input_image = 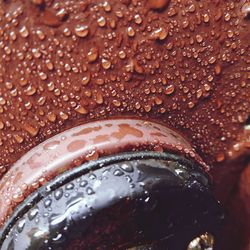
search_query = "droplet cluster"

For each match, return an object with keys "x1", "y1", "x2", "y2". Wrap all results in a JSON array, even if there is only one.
[{"x1": 0, "y1": 0, "x2": 249, "y2": 172}]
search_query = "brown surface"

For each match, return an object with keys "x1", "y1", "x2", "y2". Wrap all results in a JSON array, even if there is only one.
[
  {"x1": 0, "y1": 0, "x2": 249, "y2": 249},
  {"x1": 0, "y1": 0, "x2": 249, "y2": 171}
]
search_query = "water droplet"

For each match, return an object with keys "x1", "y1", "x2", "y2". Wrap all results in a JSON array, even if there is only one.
[
  {"x1": 89, "y1": 173, "x2": 97, "y2": 180},
  {"x1": 75, "y1": 25, "x2": 89, "y2": 38},
  {"x1": 25, "y1": 85, "x2": 37, "y2": 96},
  {"x1": 80, "y1": 180, "x2": 88, "y2": 187},
  {"x1": 127, "y1": 27, "x2": 135, "y2": 37},
  {"x1": 75, "y1": 105, "x2": 88, "y2": 114},
  {"x1": 125, "y1": 175, "x2": 133, "y2": 183},
  {"x1": 86, "y1": 150, "x2": 99, "y2": 161},
  {"x1": 28, "y1": 207, "x2": 39, "y2": 220},
  {"x1": 44, "y1": 198, "x2": 52, "y2": 208},
  {"x1": 12, "y1": 192, "x2": 24, "y2": 203},
  {"x1": 188, "y1": 101, "x2": 195, "y2": 109},
  {"x1": 224, "y1": 13, "x2": 231, "y2": 21},
  {"x1": 14, "y1": 134, "x2": 24, "y2": 144},
  {"x1": 120, "y1": 163, "x2": 134, "y2": 173},
  {"x1": 103, "y1": 1, "x2": 112, "y2": 12},
  {"x1": 82, "y1": 72, "x2": 91, "y2": 85},
  {"x1": 187, "y1": 4, "x2": 196, "y2": 13},
  {"x1": 32, "y1": 48, "x2": 42, "y2": 58},
  {"x1": 86, "y1": 187, "x2": 95, "y2": 195},
  {"x1": 39, "y1": 72, "x2": 48, "y2": 80},
  {"x1": 164, "y1": 85, "x2": 175, "y2": 95},
  {"x1": 54, "y1": 188, "x2": 63, "y2": 200},
  {"x1": 203, "y1": 13, "x2": 210, "y2": 23},
  {"x1": 66, "y1": 183, "x2": 74, "y2": 190},
  {"x1": 19, "y1": 78, "x2": 28, "y2": 86},
  {"x1": 0, "y1": 121, "x2": 4, "y2": 130},
  {"x1": 113, "y1": 169, "x2": 124, "y2": 176},
  {"x1": 56, "y1": 8, "x2": 68, "y2": 21},
  {"x1": 47, "y1": 112, "x2": 57, "y2": 122},
  {"x1": 204, "y1": 84, "x2": 211, "y2": 91},
  {"x1": 134, "y1": 14, "x2": 142, "y2": 24},
  {"x1": 63, "y1": 27, "x2": 71, "y2": 37},
  {"x1": 0, "y1": 97, "x2": 6, "y2": 105},
  {"x1": 196, "y1": 89, "x2": 203, "y2": 99},
  {"x1": 36, "y1": 29, "x2": 46, "y2": 40},
  {"x1": 17, "y1": 219, "x2": 26, "y2": 233},
  {"x1": 196, "y1": 34, "x2": 203, "y2": 43},
  {"x1": 60, "y1": 111, "x2": 69, "y2": 120},
  {"x1": 151, "y1": 27, "x2": 168, "y2": 40},
  {"x1": 24, "y1": 123, "x2": 39, "y2": 136},
  {"x1": 113, "y1": 99, "x2": 121, "y2": 107},
  {"x1": 19, "y1": 26, "x2": 29, "y2": 38},
  {"x1": 208, "y1": 57, "x2": 216, "y2": 64},
  {"x1": 118, "y1": 50, "x2": 126, "y2": 59},
  {"x1": 95, "y1": 92, "x2": 104, "y2": 104},
  {"x1": 102, "y1": 58, "x2": 111, "y2": 69},
  {"x1": 97, "y1": 16, "x2": 106, "y2": 27},
  {"x1": 87, "y1": 47, "x2": 99, "y2": 63},
  {"x1": 38, "y1": 96, "x2": 46, "y2": 106}
]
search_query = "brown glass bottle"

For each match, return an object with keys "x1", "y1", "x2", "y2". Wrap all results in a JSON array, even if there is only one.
[{"x1": 0, "y1": 0, "x2": 249, "y2": 249}]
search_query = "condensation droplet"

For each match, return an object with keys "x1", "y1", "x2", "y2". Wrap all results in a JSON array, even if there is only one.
[
  {"x1": 196, "y1": 34, "x2": 203, "y2": 43},
  {"x1": 82, "y1": 72, "x2": 91, "y2": 85},
  {"x1": 102, "y1": 58, "x2": 111, "y2": 69},
  {"x1": 0, "y1": 121, "x2": 4, "y2": 130},
  {"x1": 47, "y1": 112, "x2": 57, "y2": 122},
  {"x1": 17, "y1": 219, "x2": 26, "y2": 233},
  {"x1": 87, "y1": 47, "x2": 99, "y2": 63},
  {"x1": 113, "y1": 169, "x2": 124, "y2": 176},
  {"x1": 54, "y1": 188, "x2": 63, "y2": 200},
  {"x1": 134, "y1": 14, "x2": 142, "y2": 24},
  {"x1": 86, "y1": 187, "x2": 95, "y2": 195},
  {"x1": 127, "y1": 26, "x2": 135, "y2": 37},
  {"x1": 80, "y1": 180, "x2": 88, "y2": 187},
  {"x1": 75, "y1": 25, "x2": 89, "y2": 38},
  {"x1": 164, "y1": 85, "x2": 175, "y2": 95},
  {"x1": 28, "y1": 208, "x2": 39, "y2": 220},
  {"x1": 24, "y1": 123, "x2": 39, "y2": 136},
  {"x1": 103, "y1": 1, "x2": 112, "y2": 12},
  {"x1": 118, "y1": 50, "x2": 126, "y2": 59},
  {"x1": 75, "y1": 105, "x2": 88, "y2": 114},
  {"x1": 151, "y1": 27, "x2": 168, "y2": 40},
  {"x1": 120, "y1": 163, "x2": 134, "y2": 173},
  {"x1": 97, "y1": 16, "x2": 106, "y2": 27},
  {"x1": 19, "y1": 26, "x2": 29, "y2": 38},
  {"x1": 14, "y1": 134, "x2": 24, "y2": 144}
]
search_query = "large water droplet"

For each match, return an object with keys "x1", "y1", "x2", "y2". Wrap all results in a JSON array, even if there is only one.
[
  {"x1": 75, "y1": 25, "x2": 89, "y2": 38},
  {"x1": 54, "y1": 188, "x2": 63, "y2": 200}
]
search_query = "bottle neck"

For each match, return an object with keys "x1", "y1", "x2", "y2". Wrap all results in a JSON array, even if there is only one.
[
  {"x1": 0, "y1": 151, "x2": 223, "y2": 250},
  {"x1": 0, "y1": 118, "x2": 208, "y2": 228}
]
